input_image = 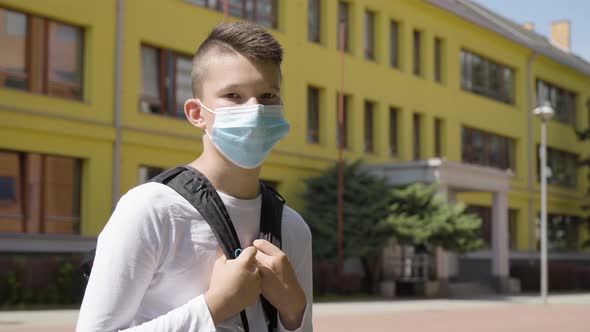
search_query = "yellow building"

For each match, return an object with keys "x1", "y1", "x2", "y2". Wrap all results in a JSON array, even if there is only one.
[{"x1": 0, "y1": 0, "x2": 588, "y2": 293}]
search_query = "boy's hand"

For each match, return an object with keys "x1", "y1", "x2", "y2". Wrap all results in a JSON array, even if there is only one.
[
  {"x1": 204, "y1": 246, "x2": 262, "y2": 325},
  {"x1": 253, "y1": 239, "x2": 306, "y2": 330}
]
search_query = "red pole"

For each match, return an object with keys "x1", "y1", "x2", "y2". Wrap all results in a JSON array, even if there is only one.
[
  {"x1": 337, "y1": 22, "x2": 345, "y2": 273},
  {"x1": 223, "y1": 0, "x2": 229, "y2": 21}
]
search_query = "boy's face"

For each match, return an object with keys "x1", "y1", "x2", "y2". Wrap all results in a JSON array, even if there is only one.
[{"x1": 185, "y1": 52, "x2": 281, "y2": 133}]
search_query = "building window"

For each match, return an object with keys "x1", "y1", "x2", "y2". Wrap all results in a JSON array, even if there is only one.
[
  {"x1": 364, "y1": 10, "x2": 375, "y2": 60},
  {"x1": 434, "y1": 117, "x2": 443, "y2": 157},
  {"x1": 308, "y1": 0, "x2": 321, "y2": 43},
  {"x1": 467, "y1": 205, "x2": 518, "y2": 249},
  {"x1": 253, "y1": 0, "x2": 279, "y2": 29},
  {"x1": 413, "y1": 29, "x2": 422, "y2": 76},
  {"x1": 138, "y1": 166, "x2": 164, "y2": 184},
  {"x1": 546, "y1": 214, "x2": 580, "y2": 251},
  {"x1": 0, "y1": 150, "x2": 82, "y2": 234},
  {"x1": 461, "y1": 127, "x2": 515, "y2": 171},
  {"x1": 336, "y1": 93, "x2": 350, "y2": 149},
  {"x1": 0, "y1": 151, "x2": 23, "y2": 233},
  {"x1": 460, "y1": 49, "x2": 514, "y2": 104},
  {"x1": 307, "y1": 86, "x2": 320, "y2": 144},
  {"x1": 337, "y1": 1, "x2": 350, "y2": 52},
  {"x1": 508, "y1": 209, "x2": 518, "y2": 250},
  {"x1": 364, "y1": 100, "x2": 375, "y2": 153},
  {"x1": 537, "y1": 146, "x2": 577, "y2": 188},
  {"x1": 536, "y1": 79, "x2": 577, "y2": 126},
  {"x1": 0, "y1": 9, "x2": 27, "y2": 90},
  {"x1": 434, "y1": 37, "x2": 443, "y2": 83},
  {"x1": 389, "y1": 20, "x2": 399, "y2": 68},
  {"x1": 0, "y1": 8, "x2": 84, "y2": 100},
  {"x1": 389, "y1": 107, "x2": 399, "y2": 156},
  {"x1": 47, "y1": 21, "x2": 84, "y2": 99},
  {"x1": 140, "y1": 45, "x2": 192, "y2": 118},
  {"x1": 187, "y1": 0, "x2": 278, "y2": 28},
  {"x1": 413, "y1": 113, "x2": 422, "y2": 160},
  {"x1": 0, "y1": 176, "x2": 16, "y2": 201},
  {"x1": 43, "y1": 156, "x2": 82, "y2": 235}
]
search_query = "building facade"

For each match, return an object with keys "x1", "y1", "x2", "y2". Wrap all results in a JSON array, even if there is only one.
[{"x1": 1, "y1": 0, "x2": 589, "y2": 292}]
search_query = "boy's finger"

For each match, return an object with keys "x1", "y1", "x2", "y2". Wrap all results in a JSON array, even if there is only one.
[
  {"x1": 213, "y1": 253, "x2": 227, "y2": 267},
  {"x1": 253, "y1": 239, "x2": 282, "y2": 256},
  {"x1": 236, "y1": 246, "x2": 258, "y2": 263},
  {"x1": 255, "y1": 250, "x2": 273, "y2": 267}
]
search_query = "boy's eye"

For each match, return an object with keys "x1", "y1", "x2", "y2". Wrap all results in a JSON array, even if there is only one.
[
  {"x1": 224, "y1": 93, "x2": 241, "y2": 99},
  {"x1": 261, "y1": 93, "x2": 278, "y2": 100}
]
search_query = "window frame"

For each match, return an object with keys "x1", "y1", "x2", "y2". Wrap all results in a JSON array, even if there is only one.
[
  {"x1": 460, "y1": 49, "x2": 515, "y2": 105},
  {"x1": 537, "y1": 145, "x2": 578, "y2": 188},
  {"x1": 536, "y1": 78, "x2": 577, "y2": 126},
  {"x1": 336, "y1": 93, "x2": 350, "y2": 149},
  {"x1": 306, "y1": 86, "x2": 320, "y2": 144},
  {"x1": 389, "y1": 107, "x2": 399, "y2": 157},
  {"x1": 0, "y1": 8, "x2": 30, "y2": 91},
  {"x1": 413, "y1": 113, "x2": 422, "y2": 160},
  {"x1": 434, "y1": 117, "x2": 443, "y2": 157},
  {"x1": 0, "y1": 7, "x2": 85, "y2": 101},
  {"x1": 308, "y1": 0, "x2": 321, "y2": 43},
  {"x1": 434, "y1": 36, "x2": 443, "y2": 83},
  {"x1": 337, "y1": 1, "x2": 350, "y2": 53},
  {"x1": 363, "y1": 10, "x2": 375, "y2": 61},
  {"x1": 462, "y1": 126, "x2": 516, "y2": 171},
  {"x1": 412, "y1": 29, "x2": 422, "y2": 76},
  {"x1": 139, "y1": 44, "x2": 193, "y2": 119},
  {"x1": 138, "y1": 165, "x2": 165, "y2": 184},
  {"x1": 389, "y1": 20, "x2": 400, "y2": 69},
  {"x1": 44, "y1": 18, "x2": 85, "y2": 100},
  {"x1": 364, "y1": 100, "x2": 375, "y2": 153},
  {"x1": 188, "y1": 0, "x2": 278, "y2": 29}
]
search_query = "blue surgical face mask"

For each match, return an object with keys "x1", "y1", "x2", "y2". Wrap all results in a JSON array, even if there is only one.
[{"x1": 199, "y1": 100, "x2": 290, "y2": 169}]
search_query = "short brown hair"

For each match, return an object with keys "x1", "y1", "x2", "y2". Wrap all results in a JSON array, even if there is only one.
[{"x1": 191, "y1": 22, "x2": 283, "y2": 98}]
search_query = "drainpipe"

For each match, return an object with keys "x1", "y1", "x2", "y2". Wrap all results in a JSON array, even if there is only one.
[
  {"x1": 526, "y1": 51, "x2": 538, "y2": 257},
  {"x1": 112, "y1": 0, "x2": 123, "y2": 208}
]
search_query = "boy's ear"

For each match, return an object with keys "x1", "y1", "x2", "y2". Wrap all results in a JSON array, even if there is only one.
[{"x1": 184, "y1": 98, "x2": 206, "y2": 129}]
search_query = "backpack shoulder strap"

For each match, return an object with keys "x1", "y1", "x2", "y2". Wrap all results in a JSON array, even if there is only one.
[
  {"x1": 259, "y1": 182, "x2": 284, "y2": 252},
  {"x1": 259, "y1": 182, "x2": 285, "y2": 331},
  {"x1": 153, "y1": 166, "x2": 243, "y2": 260}
]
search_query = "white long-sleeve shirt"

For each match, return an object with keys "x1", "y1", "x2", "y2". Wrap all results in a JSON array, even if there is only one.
[{"x1": 76, "y1": 182, "x2": 313, "y2": 332}]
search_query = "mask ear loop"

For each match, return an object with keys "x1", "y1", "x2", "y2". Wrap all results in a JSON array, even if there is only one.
[
  {"x1": 197, "y1": 99, "x2": 215, "y2": 114},
  {"x1": 197, "y1": 99, "x2": 215, "y2": 139}
]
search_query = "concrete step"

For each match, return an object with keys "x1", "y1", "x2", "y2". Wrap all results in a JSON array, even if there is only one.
[{"x1": 448, "y1": 282, "x2": 496, "y2": 298}]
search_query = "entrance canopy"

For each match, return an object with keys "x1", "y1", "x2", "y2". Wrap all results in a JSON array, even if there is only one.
[{"x1": 366, "y1": 158, "x2": 513, "y2": 292}]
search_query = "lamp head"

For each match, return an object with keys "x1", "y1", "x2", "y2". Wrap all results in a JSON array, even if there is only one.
[{"x1": 533, "y1": 101, "x2": 554, "y2": 121}]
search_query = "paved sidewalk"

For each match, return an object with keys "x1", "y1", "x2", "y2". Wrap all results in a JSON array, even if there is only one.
[
  {"x1": 314, "y1": 294, "x2": 590, "y2": 332},
  {"x1": 314, "y1": 292, "x2": 590, "y2": 316},
  {"x1": 1, "y1": 293, "x2": 589, "y2": 331}
]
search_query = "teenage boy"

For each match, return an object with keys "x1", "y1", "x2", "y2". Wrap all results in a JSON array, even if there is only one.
[{"x1": 76, "y1": 22, "x2": 312, "y2": 332}]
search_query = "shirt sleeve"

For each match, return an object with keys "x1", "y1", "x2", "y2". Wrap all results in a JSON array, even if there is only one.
[
  {"x1": 277, "y1": 210, "x2": 314, "y2": 332},
  {"x1": 75, "y1": 187, "x2": 216, "y2": 332}
]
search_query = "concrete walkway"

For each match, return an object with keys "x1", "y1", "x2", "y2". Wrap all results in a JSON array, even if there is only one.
[
  {"x1": 314, "y1": 292, "x2": 590, "y2": 316},
  {"x1": 0, "y1": 293, "x2": 589, "y2": 331}
]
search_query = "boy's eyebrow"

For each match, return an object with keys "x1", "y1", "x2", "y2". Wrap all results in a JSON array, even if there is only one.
[{"x1": 219, "y1": 83, "x2": 280, "y2": 91}]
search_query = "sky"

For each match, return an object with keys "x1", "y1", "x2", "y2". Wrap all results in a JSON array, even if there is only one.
[{"x1": 473, "y1": 0, "x2": 590, "y2": 62}]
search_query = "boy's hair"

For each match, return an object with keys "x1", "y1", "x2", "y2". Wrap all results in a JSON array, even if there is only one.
[{"x1": 191, "y1": 22, "x2": 283, "y2": 98}]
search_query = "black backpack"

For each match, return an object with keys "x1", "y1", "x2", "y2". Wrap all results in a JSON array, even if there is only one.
[{"x1": 81, "y1": 165, "x2": 284, "y2": 332}]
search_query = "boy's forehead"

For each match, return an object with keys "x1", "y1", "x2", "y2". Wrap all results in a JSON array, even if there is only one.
[{"x1": 200, "y1": 52, "x2": 280, "y2": 90}]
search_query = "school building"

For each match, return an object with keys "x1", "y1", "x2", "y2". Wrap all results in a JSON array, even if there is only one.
[{"x1": 0, "y1": 0, "x2": 589, "y2": 296}]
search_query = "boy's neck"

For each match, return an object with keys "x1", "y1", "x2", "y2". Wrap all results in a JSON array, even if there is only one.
[{"x1": 188, "y1": 152, "x2": 261, "y2": 200}]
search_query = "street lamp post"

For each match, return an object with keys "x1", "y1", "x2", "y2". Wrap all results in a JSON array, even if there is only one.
[{"x1": 533, "y1": 101, "x2": 554, "y2": 304}]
